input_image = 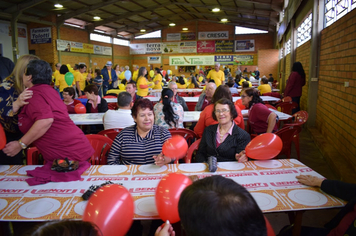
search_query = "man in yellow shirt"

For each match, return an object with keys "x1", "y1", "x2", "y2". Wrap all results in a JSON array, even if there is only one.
[
  {"x1": 53, "y1": 63, "x2": 61, "y2": 81},
  {"x1": 206, "y1": 62, "x2": 225, "y2": 87},
  {"x1": 132, "y1": 65, "x2": 139, "y2": 82}
]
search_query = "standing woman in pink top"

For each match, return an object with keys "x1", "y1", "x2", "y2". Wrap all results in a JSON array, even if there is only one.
[{"x1": 284, "y1": 62, "x2": 306, "y2": 113}]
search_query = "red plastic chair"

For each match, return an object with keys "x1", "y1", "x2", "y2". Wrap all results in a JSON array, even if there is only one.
[
  {"x1": 107, "y1": 103, "x2": 118, "y2": 110},
  {"x1": 265, "y1": 217, "x2": 276, "y2": 236},
  {"x1": 97, "y1": 128, "x2": 122, "y2": 141},
  {"x1": 103, "y1": 95, "x2": 117, "y2": 98},
  {"x1": 168, "y1": 128, "x2": 199, "y2": 146},
  {"x1": 263, "y1": 92, "x2": 282, "y2": 99},
  {"x1": 275, "y1": 126, "x2": 302, "y2": 159},
  {"x1": 182, "y1": 139, "x2": 201, "y2": 163},
  {"x1": 86, "y1": 134, "x2": 113, "y2": 165},
  {"x1": 282, "y1": 96, "x2": 292, "y2": 102},
  {"x1": 27, "y1": 147, "x2": 46, "y2": 165},
  {"x1": 186, "y1": 102, "x2": 197, "y2": 111},
  {"x1": 283, "y1": 111, "x2": 309, "y2": 160},
  {"x1": 275, "y1": 101, "x2": 298, "y2": 115},
  {"x1": 78, "y1": 95, "x2": 87, "y2": 99},
  {"x1": 265, "y1": 104, "x2": 277, "y2": 110}
]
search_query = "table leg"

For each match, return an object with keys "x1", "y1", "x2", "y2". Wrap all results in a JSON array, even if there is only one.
[{"x1": 292, "y1": 211, "x2": 305, "y2": 236}]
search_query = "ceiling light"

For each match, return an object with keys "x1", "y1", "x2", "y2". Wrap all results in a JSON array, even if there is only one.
[
  {"x1": 54, "y1": 3, "x2": 63, "y2": 8},
  {"x1": 182, "y1": 28, "x2": 188, "y2": 31},
  {"x1": 169, "y1": 23, "x2": 176, "y2": 26},
  {"x1": 140, "y1": 29, "x2": 146, "y2": 32},
  {"x1": 93, "y1": 16, "x2": 101, "y2": 20},
  {"x1": 212, "y1": 8, "x2": 220, "y2": 12},
  {"x1": 221, "y1": 18, "x2": 228, "y2": 22}
]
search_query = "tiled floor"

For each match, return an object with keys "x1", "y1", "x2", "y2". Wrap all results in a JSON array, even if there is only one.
[{"x1": 265, "y1": 128, "x2": 340, "y2": 234}]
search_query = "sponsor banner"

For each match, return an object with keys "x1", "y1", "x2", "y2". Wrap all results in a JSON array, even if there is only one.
[
  {"x1": 148, "y1": 56, "x2": 161, "y2": 64},
  {"x1": 169, "y1": 56, "x2": 214, "y2": 66},
  {"x1": 162, "y1": 42, "x2": 180, "y2": 54},
  {"x1": 197, "y1": 41, "x2": 215, "y2": 53},
  {"x1": 130, "y1": 43, "x2": 146, "y2": 54},
  {"x1": 235, "y1": 39, "x2": 255, "y2": 52},
  {"x1": 178, "y1": 41, "x2": 197, "y2": 53},
  {"x1": 56, "y1": 40, "x2": 94, "y2": 53},
  {"x1": 215, "y1": 40, "x2": 234, "y2": 53},
  {"x1": 94, "y1": 45, "x2": 112, "y2": 55},
  {"x1": 167, "y1": 33, "x2": 181, "y2": 41},
  {"x1": 181, "y1": 32, "x2": 196, "y2": 40},
  {"x1": 198, "y1": 31, "x2": 229, "y2": 40},
  {"x1": 30, "y1": 27, "x2": 51, "y2": 44},
  {"x1": 215, "y1": 55, "x2": 254, "y2": 65},
  {"x1": 146, "y1": 43, "x2": 162, "y2": 54}
]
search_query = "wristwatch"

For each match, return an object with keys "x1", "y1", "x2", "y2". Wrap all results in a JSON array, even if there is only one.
[{"x1": 18, "y1": 139, "x2": 27, "y2": 149}]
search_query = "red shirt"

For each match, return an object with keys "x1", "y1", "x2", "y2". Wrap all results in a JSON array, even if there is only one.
[
  {"x1": 248, "y1": 103, "x2": 277, "y2": 134},
  {"x1": 19, "y1": 84, "x2": 94, "y2": 162},
  {"x1": 65, "y1": 99, "x2": 82, "y2": 114},
  {"x1": 284, "y1": 71, "x2": 306, "y2": 97}
]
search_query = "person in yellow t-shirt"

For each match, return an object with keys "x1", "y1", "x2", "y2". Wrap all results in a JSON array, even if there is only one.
[
  {"x1": 132, "y1": 65, "x2": 139, "y2": 82},
  {"x1": 206, "y1": 62, "x2": 225, "y2": 87},
  {"x1": 74, "y1": 64, "x2": 86, "y2": 96},
  {"x1": 137, "y1": 67, "x2": 154, "y2": 97},
  {"x1": 53, "y1": 63, "x2": 61, "y2": 83},
  {"x1": 177, "y1": 76, "x2": 187, "y2": 89},
  {"x1": 153, "y1": 68, "x2": 163, "y2": 90},
  {"x1": 257, "y1": 77, "x2": 272, "y2": 95},
  {"x1": 119, "y1": 66, "x2": 126, "y2": 80},
  {"x1": 187, "y1": 76, "x2": 200, "y2": 89},
  {"x1": 55, "y1": 65, "x2": 75, "y2": 98}
]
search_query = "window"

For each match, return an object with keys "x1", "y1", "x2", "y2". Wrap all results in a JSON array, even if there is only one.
[
  {"x1": 325, "y1": 0, "x2": 356, "y2": 27},
  {"x1": 113, "y1": 38, "x2": 130, "y2": 46},
  {"x1": 135, "y1": 30, "x2": 161, "y2": 39},
  {"x1": 297, "y1": 13, "x2": 312, "y2": 47},
  {"x1": 285, "y1": 39, "x2": 291, "y2": 55},
  {"x1": 235, "y1": 26, "x2": 268, "y2": 34},
  {"x1": 90, "y1": 33, "x2": 112, "y2": 44},
  {"x1": 280, "y1": 47, "x2": 284, "y2": 59}
]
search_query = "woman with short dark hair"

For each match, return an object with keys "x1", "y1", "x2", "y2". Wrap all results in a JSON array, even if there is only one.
[
  {"x1": 62, "y1": 87, "x2": 82, "y2": 114},
  {"x1": 84, "y1": 84, "x2": 108, "y2": 113},
  {"x1": 55, "y1": 65, "x2": 73, "y2": 98},
  {"x1": 195, "y1": 98, "x2": 250, "y2": 163}
]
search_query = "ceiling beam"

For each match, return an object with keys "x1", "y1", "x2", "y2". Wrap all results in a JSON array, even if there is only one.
[
  {"x1": 1, "y1": 12, "x2": 55, "y2": 26},
  {"x1": 233, "y1": 0, "x2": 282, "y2": 12},
  {"x1": 5, "y1": 0, "x2": 47, "y2": 13}
]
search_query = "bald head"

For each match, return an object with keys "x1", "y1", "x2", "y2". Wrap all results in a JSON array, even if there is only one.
[{"x1": 205, "y1": 82, "x2": 217, "y2": 99}]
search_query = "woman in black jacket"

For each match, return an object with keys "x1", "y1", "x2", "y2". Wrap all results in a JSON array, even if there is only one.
[{"x1": 84, "y1": 84, "x2": 108, "y2": 113}]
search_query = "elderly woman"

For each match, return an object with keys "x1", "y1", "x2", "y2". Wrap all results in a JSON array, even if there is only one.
[
  {"x1": 195, "y1": 98, "x2": 250, "y2": 163},
  {"x1": 154, "y1": 88, "x2": 184, "y2": 129},
  {"x1": 84, "y1": 84, "x2": 108, "y2": 113},
  {"x1": 0, "y1": 54, "x2": 38, "y2": 165},
  {"x1": 168, "y1": 82, "x2": 188, "y2": 111},
  {"x1": 107, "y1": 98, "x2": 174, "y2": 166},
  {"x1": 62, "y1": 87, "x2": 82, "y2": 114},
  {"x1": 194, "y1": 85, "x2": 244, "y2": 138},
  {"x1": 241, "y1": 88, "x2": 278, "y2": 134},
  {"x1": 3, "y1": 59, "x2": 94, "y2": 184}
]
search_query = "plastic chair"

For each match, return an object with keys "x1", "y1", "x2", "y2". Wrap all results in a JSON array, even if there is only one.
[
  {"x1": 169, "y1": 128, "x2": 199, "y2": 146},
  {"x1": 282, "y1": 96, "x2": 292, "y2": 102},
  {"x1": 103, "y1": 95, "x2": 117, "y2": 99},
  {"x1": 265, "y1": 216, "x2": 276, "y2": 236},
  {"x1": 107, "y1": 103, "x2": 118, "y2": 110},
  {"x1": 283, "y1": 111, "x2": 309, "y2": 160},
  {"x1": 182, "y1": 139, "x2": 201, "y2": 164},
  {"x1": 97, "y1": 128, "x2": 122, "y2": 141},
  {"x1": 265, "y1": 104, "x2": 277, "y2": 110},
  {"x1": 275, "y1": 126, "x2": 302, "y2": 159},
  {"x1": 86, "y1": 134, "x2": 113, "y2": 165},
  {"x1": 186, "y1": 102, "x2": 197, "y2": 111},
  {"x1": 263, "y1": 92, "x2": 282, "y2": 99},
  {"x1": 275, "y1": 101, "x2": 298, "y2": 115},
  {"x1": 78, "y1": 95, "x2": 87, "y2": 99},
  {"x1": 27, "y1": 147, "x2": 46, "y2": 165}
]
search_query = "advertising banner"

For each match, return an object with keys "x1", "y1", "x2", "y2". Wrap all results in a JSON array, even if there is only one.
[
  {"x1": 235, "y1": 39, "x2": 255, "y2": 52},
  {"x1": 197, "y1": 41, "x2": 215, "y2": 53},
  {"x1": 56, "y1": 40, "x2": 94, "y2": 53},
  {"x1": 198, "y1": 31, "x2": 229, "y2": 40},
  {"x1": 162, "y1": 42, "x2": 180, "y2": 54},
  {"x1": 148, "y1": 56, "x2": 161, "y2": 64},
  {"x1": 146, "y1": 43, "x2": 162, "y2": 54},
  {"x1": 30, "y1": 27, "x2": 51, "y2": 44},
  {"x1": 181, "y1": 32, "x2": 196, "y2": 40},
  {"x1": 130, "y1": 44, "x2": 146, "y2": 54},
  {"x1": 94, "y1": 45, "x2": 112, "y2": 55},
  {"x1": 169, "y1": 56, "x2": 214, "y2": 66},
  {"x1": 215, "y1": 40, "x2": 234, "y2": 53},
  {"x1": 215, "y1": 55, "x2": 254, "y2": 65},
  {"x1": 178, "y1": 41, "x2": 197, "y2": 53},
  {"x1": 167, "y1": 33, "x2": 181, "y2": 41}
]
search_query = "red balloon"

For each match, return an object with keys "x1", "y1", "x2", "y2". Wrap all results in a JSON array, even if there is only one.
[
  {"x1": 74, "y1": 103, "x2": 86, "y2": 114},
  {"x1": 235, "y1": 99, "x2": 246, "y2": 110},
  {"x1": 83, "y1": 184, "x2": 134, "y2": 236},
  {"x1": 155, "y1": 173, "x2": 192, "y2": 223},
  {"x1": 245, "y1": 133, "x2": 282, "y2": 160},
  {"x1": 162, "y1": 135, "x2": 188, "y2": 159},
  {"x1": 0, "y1": 124, "x2": 6, "y2": 150}
]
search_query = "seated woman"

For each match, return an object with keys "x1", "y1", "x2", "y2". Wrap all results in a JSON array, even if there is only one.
[
  {"x1": 3, "y1": 59, "x2": 94, "y2": 185},
  {"x1": 107, "y1": 98, "x2": 174, "y2": 165},
  {"x1": 257, "y1": 77, "x2": 272, "y2": 95},
  {"x1": 241, "y1": 88, "x2": 278, "y2": 134},
  {"x1": 187, "y1": 76, "x2": 199, "y2": 89},
  {"x1": 195, "y1": 98, "x2": 250, "y2": 163},
  {"x1": 154, "y1": 88, "x2": 184, "y2": 129},
  {"x1": 62, "y1": 87, "x2": 82, "y2": 114},
  {"x1": 194, "y1": 85, "x2": 244, "y2": 138},
  {"x1": 227, "y1": 77, "x2": 238, "y2": 94},
  {"x1": 177, "y1": 76, "x2": 187, "y2": 89},
  {"x1": 84, "y1": 84, "x2": 108, "y2": 113}
]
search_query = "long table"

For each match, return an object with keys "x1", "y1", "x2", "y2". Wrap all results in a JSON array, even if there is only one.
[
  {"x1": 105, "y1": 96, "x2": 280, "y2": 103},
  {"x1": 0, "y1": 160, "x2": 345, "y2": 222}
]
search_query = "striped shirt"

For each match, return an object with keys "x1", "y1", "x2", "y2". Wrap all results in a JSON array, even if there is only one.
[{"x1": 107, "y1": 124, "x2": 171, "y2": 165}]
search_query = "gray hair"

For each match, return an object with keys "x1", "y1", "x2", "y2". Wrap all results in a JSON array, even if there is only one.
[{"x1": 168, "y1": 82, "x2": 177, "y2": 88}]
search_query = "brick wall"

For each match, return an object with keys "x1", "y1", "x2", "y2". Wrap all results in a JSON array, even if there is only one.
[
  {"x1": 258, "y1": 49, "x2": 279, "y2": 79},
  {"x1": 317, "y1": 9, "x2": 356, "y2": 170},
  {"x1": 295, "y1": 41, "x2": 311, "y2": 110}
]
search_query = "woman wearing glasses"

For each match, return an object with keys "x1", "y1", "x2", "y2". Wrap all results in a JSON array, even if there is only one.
[{"x1": 195, "y1": 98, "x2": 250, "y2": 163}]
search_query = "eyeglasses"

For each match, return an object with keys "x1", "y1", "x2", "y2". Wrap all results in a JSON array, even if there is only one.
[
  {"x1": 215, "y1": 109, "x2": 230, "y2": 114},
  {"x1": 240, "y1": 95, "x2": 248, "y2": 98}
]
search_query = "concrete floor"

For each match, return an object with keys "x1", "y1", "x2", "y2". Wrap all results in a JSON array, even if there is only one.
[{"x1": 265, "y1": 128, "x2": 340, "y2": 235}]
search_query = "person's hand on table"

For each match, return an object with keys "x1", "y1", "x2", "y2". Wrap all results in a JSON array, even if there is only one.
[
  {"x1": 235, "y1": 150, "x2": 248, "y2": 163},
  {"x1": 3, "y1": 141, "x2": 22, "y2": 157},
  {"x1": 153, "y1": 153, "x2": 172, "y2": 167},
  {"x1": 155, "y1": 220, "x2": 175, "y2": 236},
  {"x1": 296, "y1": 175, "x2": 324, "y2": 187}
]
